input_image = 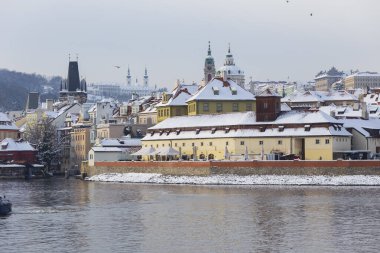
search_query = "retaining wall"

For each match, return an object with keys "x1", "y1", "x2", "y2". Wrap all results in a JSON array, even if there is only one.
[{"x1": 83, "y1": 160, "x2": 380, "y2": 177}]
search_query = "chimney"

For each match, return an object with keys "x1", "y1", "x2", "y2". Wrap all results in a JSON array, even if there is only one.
[
  {"x1": 46, "y1": 99, "x2": 54, "y2": 111},
  {"x1": 361, "y1": 102, "x2": 369, "y2": 120}
]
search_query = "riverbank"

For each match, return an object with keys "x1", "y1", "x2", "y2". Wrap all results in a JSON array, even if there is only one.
[
  {"x1": 87, "y1": 173, "x2": 380, "y2": 186},
  {"x1": 82, "y1": 160, "x2": 380, "y2": 178}
]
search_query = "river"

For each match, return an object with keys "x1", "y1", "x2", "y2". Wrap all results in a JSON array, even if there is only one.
[{"x1": 0, "y1": 178, "x2": 379, "y2": 252}]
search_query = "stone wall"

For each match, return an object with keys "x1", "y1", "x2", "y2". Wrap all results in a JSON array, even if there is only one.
[{"x1": 83, "y1": 160, "x2": 380, "y2": 177}]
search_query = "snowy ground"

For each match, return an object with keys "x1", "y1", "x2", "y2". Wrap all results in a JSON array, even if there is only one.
[{"x1": 87, "y1": 173, "x2": 380, "y2": 186}]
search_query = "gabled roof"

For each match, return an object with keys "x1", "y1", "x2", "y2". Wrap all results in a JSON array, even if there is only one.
[
  {"x1": 0, "y1": 138, "x2": 35, "y2": 151},
  {"x1": 187, "y1": 78, "x2": 255, "y2": 102},
  {"x1": 156, "y1": 83, "x2": 199, "y2": 107}
]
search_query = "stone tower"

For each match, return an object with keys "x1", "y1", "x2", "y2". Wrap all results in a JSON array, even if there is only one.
[
  {"x1": 204, "y1": 41, "x2": 216, "y2": 84},
  {"x1": 143, "y1": 67, "x2": 149, "y2": 87}
]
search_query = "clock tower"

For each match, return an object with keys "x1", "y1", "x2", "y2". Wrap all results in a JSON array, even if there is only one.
[{"x1": 204, "y1": 41, "x2": 215, "y2": 85}]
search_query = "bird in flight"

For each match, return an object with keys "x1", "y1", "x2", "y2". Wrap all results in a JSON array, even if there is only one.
[
  {"x1": 114, "y1": 66, "x2": 121, "y2": 69},
  {"x1": 310, "y1": 13, "x2": 313, "y2": 16}
]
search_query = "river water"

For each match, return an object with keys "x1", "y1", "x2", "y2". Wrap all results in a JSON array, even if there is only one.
[{"x1": 0, "y1": 178, "x2": 379, "y2": 253}]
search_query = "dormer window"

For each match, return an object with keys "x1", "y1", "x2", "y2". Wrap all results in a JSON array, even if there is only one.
[
  {"x1": 225, "y1": 127, "x2": 230, "y2": 133},
  {"x1": 304, "y1": 125, "x2": 311, "y2": 131},
  {"x1": 176, "y1": 129, "x2": 181, "y2": 135},
  {"x1": 150, "y1": 131, "x2": 155, "y2": 136},
  {"x1": 259, "y1": 126, "x2": 266, "y2": 132},
  {"x1": 230, "y1": 87, "x2": 237, "y2": 95},
  {"x1": 211, "y1": 128, "x2": 216, "y2": 134},
  {"x1": 278, "y1": 126, "x2": 284, "y2": 132},
  {"x1": 196, "y1": 128, "x2": 200, "y2": 135},
  {"x1": 166, "y1": 130, "x2": 170, "y2": 136},
  {"x1": 212, "y1": 86, "x2": 219, "y2": 95},
  {"x1": 159, "y1": 130, "x2": 164, "y2": 136}
]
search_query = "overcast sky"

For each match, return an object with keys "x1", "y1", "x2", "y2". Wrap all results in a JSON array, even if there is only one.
[{"x1": 0, "y1": 0, "x2": 379, "y2": 88}]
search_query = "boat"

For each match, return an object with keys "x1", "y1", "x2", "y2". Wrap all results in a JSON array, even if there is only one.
[{"x1": 0, "y1": 196, "x2": 12, "y2": 215}]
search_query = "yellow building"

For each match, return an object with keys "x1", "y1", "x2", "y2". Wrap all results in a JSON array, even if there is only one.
[
  {"x1": 156, "y1": 83, "x2": 199, "y2": 122},
  {"x1": 141, "y1": 110, "x2": 351, "y2": 161},
  {"x1": 187, "y1": 77, "x2": 256, "y2": 116},
  {"x1": 70, "y1": 124, "x2": 92, "y2": 169}
]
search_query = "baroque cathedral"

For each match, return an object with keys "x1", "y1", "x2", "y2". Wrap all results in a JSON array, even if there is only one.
[{"x1": 203, "y1": 42, "x2": 245, "y2": 87}]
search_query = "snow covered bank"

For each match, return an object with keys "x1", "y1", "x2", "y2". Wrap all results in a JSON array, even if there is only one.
[{"x1": 87, "y1": 173, "x2": 380, "y2": 186}]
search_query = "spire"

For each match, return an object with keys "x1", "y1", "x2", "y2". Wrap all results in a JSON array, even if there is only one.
[
  {"x1": 224, "y1": 43, "x2": 235, "y2": 66},
  {"x1": 144, "y1": 66, "x2": 148, "y2": 77},
  {"x1": 143, "y1": 67, "x2": 149, "y2": 87},
  {"x1": 207, "y1": 41, "x2": 211, "y2": 56},
  {"x1": 60, "y1": 80, "x2": 63, "y2": 91},
  {"x1": 228, "y1": 43, "x2": 231, "y2": 54},
  {"x1": 127, "y1": 65, "x2": 131, "y2": 77}
]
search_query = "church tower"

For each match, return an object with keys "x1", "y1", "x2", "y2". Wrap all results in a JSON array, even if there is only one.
[
  {"x1": 224, "y1": 43, "x2": 235, "y2": 66},
  {"x1": 127, "y1": 66, "x2": 132, "y2": 86},
  {"x1": 204, "y1": 41, "x2": 216, "y2": 84},
  {"x1": 143, "y1": 67, "x2": 149, "y2": 87},
  {"x1": 59, "y1": 57, "x2": 87, "y2": 104}
]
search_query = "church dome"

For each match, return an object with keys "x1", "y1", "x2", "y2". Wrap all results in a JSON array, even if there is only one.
[{"x1": 217, "y1": 65, "x2": 244, "y2": 76}]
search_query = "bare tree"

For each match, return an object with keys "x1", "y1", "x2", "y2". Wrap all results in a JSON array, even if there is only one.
[{"x1": 24, "y1": 117, "x2": 63, "y2": 173}]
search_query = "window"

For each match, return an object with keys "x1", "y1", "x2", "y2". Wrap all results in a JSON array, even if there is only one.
[
  {"x1": 226, "y1": 141, "x2": 229, "y2": 146},
  {"x1": 233, "y1": 103, "x2": 239, "y2": 112},
  {"x1": 175, "y1": 143, "x2": 177, "y2": 147},
  {"x1": 211, "y1": 128, "x2": 216, "y2": 134},
  {"x1": 196, "y1": 128, "x2": 200, "y2": 135},
  {"x1": 209, "y1": 142, "x2": 213, "y2": 146},
  {"x1": 263, "y1": 102, "x2": 268, "y2": 109},
  {"x1": 278, "y1": 126, "x2": 284, "y2": 132},
  {"x1": 246, "y1": 103, "x2": 252, "y2": 111},
  {"x1": 316, "y1": 139, "x2": 320, "y2": 144},
  {"x1": 216, "y1": 103, "x2": 223, "y2": 113},
  {"x1": 176, "y1": 129, "x2": 181, "y2": 135},
  {"x1": 182, "y1": 143, "x2": 185, "y2": 147},
  {"x1": 225, "y1": 127, "x2": 230, "y2": 133},
  {"x1": 325, "y1": 139, "x2": 330, "y2": 144},
  {"x1": 305, "y1": 125, "x2": 311, "y2": 131},
  {"x1": 278, "y1": 140, "x2": 282, "y2": 145},
  {"x1": 192, "y1": 143, "x2": 195, "y2": 146},
  {"x1": 203, "y1": 103, "x2": 209, "y2": 112},
  {"x1": 259, "y1": 126, "x2": 266, "y2": 132},
  {"x1": 201, "y1": 142, "x2": 204, "y2": 146},
  {"x1": 240, "y1": 141, "x2": 245, "y2": 145}
]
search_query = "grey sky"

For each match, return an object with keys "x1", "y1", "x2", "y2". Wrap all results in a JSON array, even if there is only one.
[{"x1": 0, "y1": 0, "x2": 379, "y2": 88}]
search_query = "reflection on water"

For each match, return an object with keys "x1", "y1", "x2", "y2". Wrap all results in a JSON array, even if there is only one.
[{"x1": 0, "y1": 179, "x2": 379, "y2": 252}]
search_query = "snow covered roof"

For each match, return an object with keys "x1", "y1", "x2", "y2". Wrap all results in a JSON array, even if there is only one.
[
  {"x1": 100, "y1": 138, "x2": 142, "y2": 147},
  {"x1": 282, "y1": 90, "x2": 357, "y2": 104},
  {"x1": 340, "y1": 119, "x2": 380, "y2": 137},
  {"x1": 187, "y1": 78, "x2": 255, "y2": 102},
  {"x1": 149, "y1": 110, "x2": 340, "y2": 131},
  {"x1": 217, "y1": 65, "x2": 244, "y2": 76},
  {"x1": 346, "y1": 72, "x2": 380, "y2": 78},
  {"x1": 0, "y1": 113, "x2": 19, "y2": 131},
  {"x1": 143, "y1": 125, "x2": 351, "y2": 141},
  {"x1": 157, "y1": 83, "x2": 199, "y2": 107},
  {"x1": 91, "y1": 147, "x2": 123, "y2": 152},
  {"x1": 0, "y1": 138, "x2": 35, "y2": 151}
]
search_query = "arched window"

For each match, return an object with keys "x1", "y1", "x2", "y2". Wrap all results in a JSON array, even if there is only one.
[{"x1": 208, "y1": 154, "x2": 214, "y2": 160}]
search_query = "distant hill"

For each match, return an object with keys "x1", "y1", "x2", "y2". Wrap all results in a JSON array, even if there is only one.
[{"x1": 0, "y1": 69, "x2": 62, "y2": 111}]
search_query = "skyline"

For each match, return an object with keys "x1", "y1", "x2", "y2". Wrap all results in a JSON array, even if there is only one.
[{"x1": 1, "y1": 0, "x2": 379, "y2": 88}]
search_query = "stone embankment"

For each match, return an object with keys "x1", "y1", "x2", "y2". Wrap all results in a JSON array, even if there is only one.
[{"x1": 82, "y1": 160, "x2": 380, "y2": 178}]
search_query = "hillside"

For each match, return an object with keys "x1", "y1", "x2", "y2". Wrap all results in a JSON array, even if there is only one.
[{"x1": 0, "y1": 69, "x2": 62, "y2": 111}]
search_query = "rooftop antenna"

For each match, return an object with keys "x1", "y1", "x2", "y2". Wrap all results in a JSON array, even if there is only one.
[
  {"x1": 69, "y1": 53, "x2": 71, "y2": 61},
  {"x1": 76, "y1": 53, "x2": 79, "y2": 61}
]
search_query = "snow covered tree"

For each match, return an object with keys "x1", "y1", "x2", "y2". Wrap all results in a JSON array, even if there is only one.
[{"x1": 23, "y1": 117, "x2": 63, "y2": 173}]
